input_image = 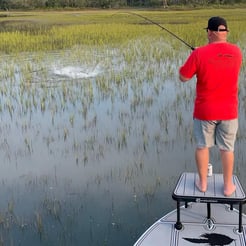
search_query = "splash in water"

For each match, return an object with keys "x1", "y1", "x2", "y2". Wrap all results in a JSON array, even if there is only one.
[{"x1": 53, "y1": 65, "x2": 101, "y2": 79}]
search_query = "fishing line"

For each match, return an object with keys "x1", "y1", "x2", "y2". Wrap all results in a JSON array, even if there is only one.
[{"x1": 113, "y1": 12, "x2": 195, "y2": 51}]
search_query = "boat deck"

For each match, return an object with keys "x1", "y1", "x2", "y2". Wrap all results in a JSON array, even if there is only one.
[
  {"x1": 134, "y1": 172, "x2": 246, "y2": 246},
  {"x1": 134, "y1": 203, "x2": 246, "y2": 246}
]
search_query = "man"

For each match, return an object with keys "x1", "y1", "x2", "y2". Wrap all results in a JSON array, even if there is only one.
[{"x1": 179, "y1": 16, "x2": 242, "y2": 196}]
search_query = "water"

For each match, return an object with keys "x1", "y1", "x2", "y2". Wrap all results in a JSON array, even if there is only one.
[{"x1": 0, "y1": 42, "x2": 245, "y2": 245}]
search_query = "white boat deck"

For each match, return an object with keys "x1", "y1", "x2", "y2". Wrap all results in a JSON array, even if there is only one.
[
  {"x1": 134, "y1": 203, "x2": 246, "y2": 246},
  {"x1": 134, "y1": 172, "x2": 246, "y2": 246}
]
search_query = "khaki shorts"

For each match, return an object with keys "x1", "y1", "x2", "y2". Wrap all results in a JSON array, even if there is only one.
[{"x1": 193, "y1": 119, "x2": 238, "y2": 151}]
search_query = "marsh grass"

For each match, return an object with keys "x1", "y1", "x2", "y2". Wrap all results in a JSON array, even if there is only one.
[{"x1": 0, "y1": 9, "x2": 246, "y2": 53}]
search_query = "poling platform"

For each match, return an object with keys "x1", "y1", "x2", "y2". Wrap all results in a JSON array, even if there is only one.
[{"x1": 172, "y1": 172, "x2": 246, "y2": 232}]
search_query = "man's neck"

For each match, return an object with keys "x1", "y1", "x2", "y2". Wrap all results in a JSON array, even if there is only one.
[{"x1": 209, "y1": 40, "x2": 227, "y2": 44}]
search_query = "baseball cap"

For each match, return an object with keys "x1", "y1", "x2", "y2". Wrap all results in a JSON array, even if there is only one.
[{"x1": 205, "y1": 16, "x2": 228, "y2": 32}]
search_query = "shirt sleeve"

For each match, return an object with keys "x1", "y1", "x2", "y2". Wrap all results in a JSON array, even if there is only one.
[{"x1": 179, "y1": 50, "x2": 198, "y2": 80}]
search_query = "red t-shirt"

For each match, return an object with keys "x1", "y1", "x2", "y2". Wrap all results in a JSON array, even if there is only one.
[{"x1": 179, "y1": 42, "x2": 242, "y2": 120}]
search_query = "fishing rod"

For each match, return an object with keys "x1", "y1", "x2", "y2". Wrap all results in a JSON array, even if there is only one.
[{"x1": 115, "y1": 12, "x2": 195, "y2": 51}]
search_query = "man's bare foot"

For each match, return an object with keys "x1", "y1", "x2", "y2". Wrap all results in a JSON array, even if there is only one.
[
  {"x1": 224, "y1": 184, "x2": 236, "y2": 196},
  {"x1": 196, "y1": 180, "x2": 207, "y2": 193}
]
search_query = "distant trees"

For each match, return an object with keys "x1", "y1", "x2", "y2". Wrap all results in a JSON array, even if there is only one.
[{"x1": 0, "y1": 0, "x2": 245, "y2": 9}]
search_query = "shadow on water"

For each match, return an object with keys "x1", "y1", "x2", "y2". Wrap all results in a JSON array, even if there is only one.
[{"x1": 0, "y1": 41, "x2": 245, "y2": 245}]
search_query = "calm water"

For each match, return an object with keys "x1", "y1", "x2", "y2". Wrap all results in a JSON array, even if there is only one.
[{"x1": 0, "y1": 41, "x2": 245, "y2": 245}]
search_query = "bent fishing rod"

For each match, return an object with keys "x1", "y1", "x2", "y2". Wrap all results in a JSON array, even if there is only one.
[{"x1": 114, "y1": 12, "x2": 195, "y2": 51}]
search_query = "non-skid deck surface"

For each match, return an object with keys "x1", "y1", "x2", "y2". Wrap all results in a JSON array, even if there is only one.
[
  {"x1": 173, "y1": 172, "x2": 246, "y2": 201},
  {"x1": 134, "y1": 203, "x2": 246, "y2": 246},
  {"x1": 135, "y1": 222, "x2": 246, "y2": 246}
]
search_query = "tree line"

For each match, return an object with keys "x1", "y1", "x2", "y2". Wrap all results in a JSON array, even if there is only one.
[{"x1": 0, "y1": 0, "x2": 245, "y2": 9}]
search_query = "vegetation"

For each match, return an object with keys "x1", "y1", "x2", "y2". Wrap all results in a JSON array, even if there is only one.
[
  {"x1": 0, "y1": 8, "x2": 245, "y2": 54},
  {"x1": 0, "y1": 0, "x2": 246, "y2": 9}
]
